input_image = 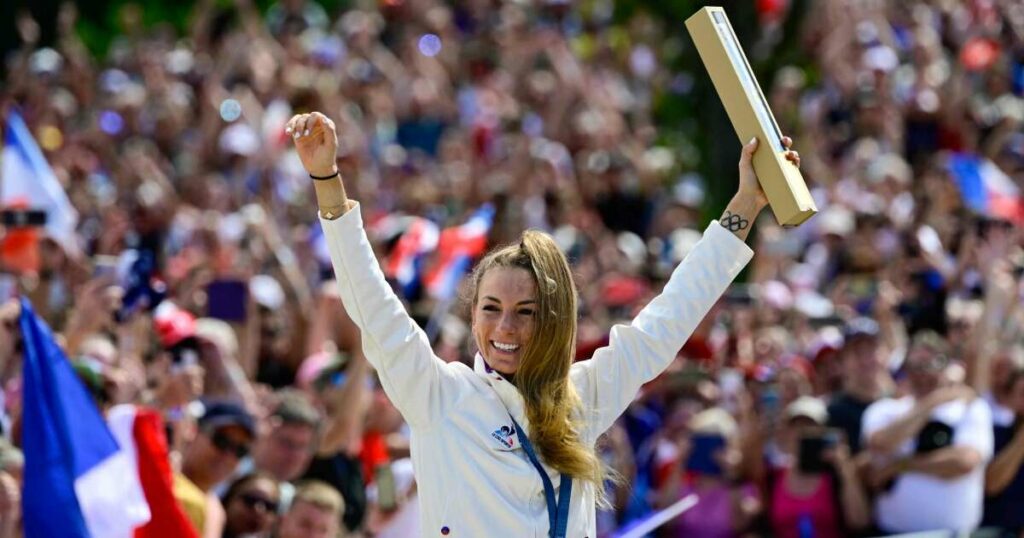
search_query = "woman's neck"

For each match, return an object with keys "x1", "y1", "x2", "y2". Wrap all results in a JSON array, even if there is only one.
[{"x1": 484, "y1": 358, "x2": 517, "y2": 385}]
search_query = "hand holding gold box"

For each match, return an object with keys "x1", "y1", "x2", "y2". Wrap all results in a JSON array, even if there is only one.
[{"x1": 686, "y1": 7, "x2": 817, "y2": 226}]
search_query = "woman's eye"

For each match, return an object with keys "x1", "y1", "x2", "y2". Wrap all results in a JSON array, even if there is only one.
[
  {"x1": 482, "y1": 305, "x2": 499, "y2": 312},
  {"x1": 518, "y1": 309, "x2": 535, "y2": 316}
]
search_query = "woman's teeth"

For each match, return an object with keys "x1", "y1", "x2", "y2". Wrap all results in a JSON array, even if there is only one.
[{"x1": 492, "y1": 341, "x2": 520, "y2": 352}]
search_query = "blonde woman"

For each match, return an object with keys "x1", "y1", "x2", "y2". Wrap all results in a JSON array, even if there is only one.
[{"x1": 286, "y1": 111, "x2": 799, "y2": 537}]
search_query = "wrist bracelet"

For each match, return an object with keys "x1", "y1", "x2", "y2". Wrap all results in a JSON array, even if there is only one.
[{"x1": 310, "y1": 170, "x2": 339, "y2": 181}]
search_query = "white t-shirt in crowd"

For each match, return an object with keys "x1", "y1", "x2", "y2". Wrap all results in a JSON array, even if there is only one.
[{"x1": 861, "y1": 395, "x2": 993, "y2": 534}]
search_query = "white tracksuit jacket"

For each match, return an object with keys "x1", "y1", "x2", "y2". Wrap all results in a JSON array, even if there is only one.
[{"x1": 320, "y1": 203, "x2": 753, "y2": 537}]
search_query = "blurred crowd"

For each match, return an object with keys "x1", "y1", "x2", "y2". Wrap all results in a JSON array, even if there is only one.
[{"x1": 1, "y1": 0, "x2": 1023, "y2": 537}]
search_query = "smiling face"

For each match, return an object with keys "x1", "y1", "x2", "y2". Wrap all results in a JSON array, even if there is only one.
[{"x1": 472, "y1": 267, "x2": 538, "y2": 375}]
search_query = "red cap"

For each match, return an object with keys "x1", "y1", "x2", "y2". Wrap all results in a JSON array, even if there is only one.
[
  {"x1": 153, "y1": 302, "x2": 196, "y2": 348},
  {"x1": 960, "y1": 38, "x2": 1000, "y2": 72}
]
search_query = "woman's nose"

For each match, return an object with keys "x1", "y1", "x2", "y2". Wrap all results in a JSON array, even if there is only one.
[{"x1": 498, "y1": 312, "x2": 518, "y2": 332}]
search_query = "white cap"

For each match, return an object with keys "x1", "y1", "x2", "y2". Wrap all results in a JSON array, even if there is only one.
[
  {"x1": 250, "y1": 275, "x2": 285, "y2": 310},
  {"x1": 195, "y1": 318, "x2": 239, "y2": 358},
  {"x1": 819, "y1": 206, "x2": 854, "y2": 236},
  {"x1": 785, "y1": 396, "x2": 828, "y2": 425}
]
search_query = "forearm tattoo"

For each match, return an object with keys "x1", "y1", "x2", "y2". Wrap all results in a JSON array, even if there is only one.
[{"x1": 720, "y1": 211, "x2": 749, "y2": 232}]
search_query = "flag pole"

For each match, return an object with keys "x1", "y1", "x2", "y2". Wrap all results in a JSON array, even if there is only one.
[{"x1": 613, "y1": 494, "x2": 699, "y2": 538}]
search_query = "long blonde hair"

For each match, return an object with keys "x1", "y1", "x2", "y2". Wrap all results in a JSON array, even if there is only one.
[{"x1": 470, "y1": 230, "x2": 605, "y2": 498}]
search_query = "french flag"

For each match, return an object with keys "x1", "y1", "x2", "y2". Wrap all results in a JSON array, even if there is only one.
[
  {"x1": 19, "y1": 298, "x2": 197, "y2": 538},
  {"x1": 385, "y1": 217, "x2": 440, "y2": 298},
  {"x1": 1, "y1": 110, "x2": 79, "y2": 254},
  {"x1": 948, "y1": 153, "x2": 1024, "y2": 225},
  {"x1": 425, "y1": 204, "x2": 494, "y2": 300},
  {"x1": 109, "y1": 406, "x2": 200, "y2": 538}
]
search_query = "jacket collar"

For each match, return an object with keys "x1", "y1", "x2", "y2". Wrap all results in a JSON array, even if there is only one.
[{"x1": 474, "y1": 353, "x2": 529, "y2": 430}]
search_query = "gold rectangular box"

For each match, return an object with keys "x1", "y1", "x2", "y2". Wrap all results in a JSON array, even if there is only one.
[{"x1": 686, "y1": 6, "x2": 817, "y2": 226}]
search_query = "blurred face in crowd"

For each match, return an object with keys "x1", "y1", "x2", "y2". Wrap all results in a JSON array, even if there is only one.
[
  {"x1": 784, "y1": 415, "x2": 822, "y2": 455},
  {"x1": 224, "y1": 476, "x2": 280, "y2": 536},
  {"x1": 903, "y1": 344, "x2": 948, "y2": 398},
  {"x1": 841, "y1": 336, "x2": 886, "y2": 393},
  {"x1": 778, "y1": 368, "x2": 810, "y2": 406},
  {"x1": 277, "y1": 500, "x2": 340, "y2": 538},
  {"x1": 254, "y1": 422, "x2": 316, "y2": 482},
  {"x1": 472, "y1": 267, "x2": 537, "y2": 375},
  {"x1": 183, "y1": 425, "x2": 252, "y2": 490}
]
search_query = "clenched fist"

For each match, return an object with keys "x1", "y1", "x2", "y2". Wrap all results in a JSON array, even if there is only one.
[{"x1": 286, "y1": 112, "x2": 339, "y2": 179}]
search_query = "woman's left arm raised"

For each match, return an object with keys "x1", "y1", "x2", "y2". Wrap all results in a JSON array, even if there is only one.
[{"x1": 572, "y1": 137, "x2": 800, "y2": 437}]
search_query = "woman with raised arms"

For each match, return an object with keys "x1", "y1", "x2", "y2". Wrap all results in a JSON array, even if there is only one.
[{"x1": 286, "y1": 111, "x2": 799, "y2": 538}]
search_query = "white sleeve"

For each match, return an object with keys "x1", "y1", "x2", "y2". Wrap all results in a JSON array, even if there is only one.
[
  {"x1": 320, "y1": 204, "x2": 454, "y2": 428},
  {"x1": 954, "y1": 399, "x2": 994, "y2": 461},
  {"x1": 571, "y1": 221, "x2": 753, "y2": 439},
  {"x1": 861, "y1": 398, "x2": 899, "y2": 448}
]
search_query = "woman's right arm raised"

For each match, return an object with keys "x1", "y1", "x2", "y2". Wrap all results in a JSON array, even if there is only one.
[{"x1": 287, "y1": 112, "x2": 452, "y2": 428}]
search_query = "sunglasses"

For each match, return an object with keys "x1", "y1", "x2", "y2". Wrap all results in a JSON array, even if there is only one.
[
  {"x1": 211, "y1": 430, "x2": 250, "y2": 459},
  {"x1": 239, "y1": 492, "x2": 279, "y2": 513},
  {"x1": 903, "y1": 354, "x2": 949, "y2": 373}
]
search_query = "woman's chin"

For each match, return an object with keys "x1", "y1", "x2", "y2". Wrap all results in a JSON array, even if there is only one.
[{"x1": 484, "y1": 353, "x2": 519, "y2": 375}]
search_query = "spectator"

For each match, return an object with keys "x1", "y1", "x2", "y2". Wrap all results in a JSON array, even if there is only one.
[
  {"x1": 235, "y1": 389, "x2": 320, "y2": 513},
  {"x1": 300, "y1": 352, "x2": 371, "y2": 533},
  {"x1": 982, "y1": 348, "x2": 1024, "y2": 534},
  {"x1": 761, "y1": 396, "x2": 870, "y2": 538},
  {"x1": 968, "y1": 232, "x2": 1024, "y2": 535},
  {"x1": 179, "y1": 400, "x2": 257, "y2": 538},
  {"x1": 827, "y1": 317, "x2": 892, "y2": 454},
  {"x1": 864, "y1": 331, "x2": 994, "y2": 534},
  {"x1": 277, "y1": 480, "x2": 346, "y2": 538},
  {"x1": 221, "y1": 472, "x2": 280, "y2": 538},
  {"x1": 300, "y1": 297, "x2": 373, "y2": 533},
  {"x1": 253, "y1": 391, "x2": 320, "y2": 484},
  {"x1": 656, "y1": 407, "x2": 761, "y2": 538}
]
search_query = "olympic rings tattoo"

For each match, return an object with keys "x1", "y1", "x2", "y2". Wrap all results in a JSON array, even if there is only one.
[{"x1": 721, "y1": 211, "x2": 749, "y2": 232}]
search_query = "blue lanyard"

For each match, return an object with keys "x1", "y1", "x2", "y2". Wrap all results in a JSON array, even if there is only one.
[{"x1": 511, "y1": 417, "x2": 572, "y2": 538}]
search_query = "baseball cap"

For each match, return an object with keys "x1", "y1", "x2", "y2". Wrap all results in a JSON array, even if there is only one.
[
  {"x1": 194, "y1": 318, "x2": 239, "y2": 358},
  {"x1": 250, "y1": 275, "x2": 285, "y2": 310},
  {"x1": 198, "y1": 400, "x2": 256, "y2": 438},
  {"x1": 808, "y1": 326, "x2": 844, "y2": 363},
  {"x1": 784, "y1": 396, "x2": 828, "y2": 425},
  {"x1": 153, "y1": 301, "x2": 197, "y2": 348}
]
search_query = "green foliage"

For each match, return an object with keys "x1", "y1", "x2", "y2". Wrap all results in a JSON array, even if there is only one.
[
  {"x1": 616, "y1": 0, "x2": 813, "y2": 222},
  {"x1": 70, "y1": 0, "x2": 813, "y2": 226},
  {"x1": 73, "y1": 0, "x2": 347, "y2": 57}
]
